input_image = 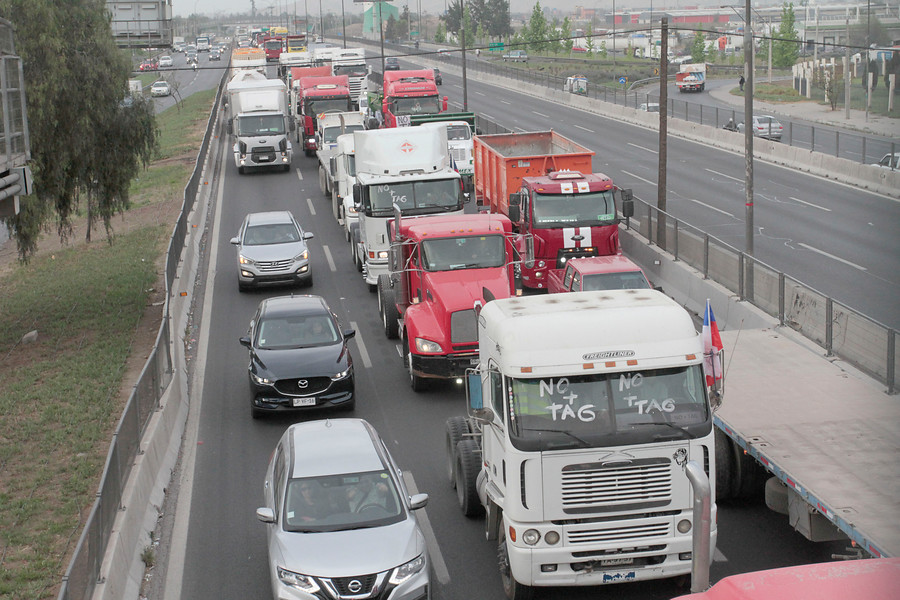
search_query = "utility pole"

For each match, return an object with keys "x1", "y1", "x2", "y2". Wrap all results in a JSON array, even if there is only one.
[
  {"x1": 319, "y1": 0, "x2": 323, "y2": 40},
  {"x1": 612, "y1": 0, "x2": 616, "y2": 65},
  {"x1": 657, "y1": 18, "x2": 668, "y2": 250},
  {"x1": 845, "y1": 17, "x2": 851, "y2": 120},
  {"x1": 341, "y1": 0, "x2": 346, "y2": 47},
  {"x1": 743, "y1": 0, "x2": 755, "y2": 298},
  {"x1": 462, "y1": 25, "x2": 468, "y2": 111}
]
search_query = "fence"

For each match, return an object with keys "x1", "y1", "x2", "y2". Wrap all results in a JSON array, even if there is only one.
[{"x1": 56, "y1": 70, "x2": 228, "y2": 600}]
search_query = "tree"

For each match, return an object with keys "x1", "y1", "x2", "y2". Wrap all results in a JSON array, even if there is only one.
[
  {"x1": 486, "y1": 0, "x2": 511, "y2": 38},
  {"x1": 772, "y1": 3, "x2": 800, "y2": 68},
  {"x1": 0, "y1": 0, "x2": 158, "y2": 259},
  {"x1": 525, "y1": 2, "x2": 549, "y2": 54},
  {"x1": 461, "y1": 5, "x2": 475, "y2": 47},
  {"x1": 561, "y1": 17, "x2": 573, "y2": 54},
  {"x1": 691, "y1": 30, "x2": 708, "y2": 64},
  {"x1": 434, "y1": 22, "x2": 447, "y2": 44},
  {"x1": 548, "y1": 19, "x2": 563, "y2": 55},
  {"x1": 441, "y1": 0, "x2": 464, "y2": 36},
  {"x1": 385, "y1": 14, "x2": 399, "y2": 41}
]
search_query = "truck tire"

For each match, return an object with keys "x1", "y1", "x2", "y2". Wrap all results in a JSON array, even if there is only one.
[
  {"x1": 378, "y1": 275, "x2": 400, "y2": 339},
  {"x1": 498, "y1": 524, "x2": 534, "y2": 600},
  {"x1": 765, "y1": 477, "x2": 789, "y2": 515},
  {"x1": 445, "y1": 416, "x2": 470, "y2": 487},
  {"x1": 332, "y1": 190, "x2": 341, "y2": 221},
  {"x1": 403, "y1": 335, "x2": 427, "y2": 392},
  {"x1": 318, "y1": 165, "x2": 329, "y2": 197},
  {"x1": 350, "y1": 226, "x2": 363, "y2": 272},
  {"x1": 714, "y1": 428, "x2": 734, "y2": 501},
  {"x1": 732, "y1": 442, "x2": 767, "y2": 500},
  {"x1": 455, "y1": 439, "x2": 483, "y2": 517},
  {"x1": 238, "y1": 166, "x2": 245, "y2": 174}
]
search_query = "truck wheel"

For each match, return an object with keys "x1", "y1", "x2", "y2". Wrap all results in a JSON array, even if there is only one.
[
  {"x1": 350, "y1": 227, "x2": 363, "y2": 272},
  {"x1": 455, "y1": 439, "x2": 483, "y2": 517},
  {"x1": 498, "y1": 524, "x2": 534, "y2": 600},
  {"x1": 446, "y1": 416, "x2": 470, "y2": 487},
  {"x1": 714, "y1": 428, "x2": 734, "y2": 501},
  {"x1": 238, "y1": 166, "x2": 245, "y2": 175},
  {"x1": 378, "y1": 275, "x2": 400, "y2": 339},
  {"x1": 318, "y1": 166, "x2": 328, "y2": 196},
  {"x1": 765, "y1": 477, "x2": 789, "y2": 515},
  {"x1": 404, "y1": 336, "x2": 427, "y2": 392},
  {"x1": 732, "y1": 442, "x2": 767, "y2": 499},
  {"x1": 332, "y1": 191, "x2": 341, "y2": 221}
]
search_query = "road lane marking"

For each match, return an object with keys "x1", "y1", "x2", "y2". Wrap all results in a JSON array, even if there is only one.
[
  {"x1": 306, "y1": 198, "x2": 316, "y2": 215},
  {"x1": 403, "y1": 471, "x2": 451, "y2": 585},
  {"x1": 621, "y1": 170, "x2": 657, "y2": 186},
  {"x1": 475, "y1": 91, "x2": 486, "y2": 96},
  {"x1": 349, "y1": 321, "x2": 373, "y2": 368},
  {"x1": 500, "y1": 100, "x2": 511, "y2": 105},
  {"x1": 295, "y1": 168, "x2": 303, "y2": 180},
  {"x1": 798, "y1": 243, "x2": 867, "y2": 271},
  {"x1": 789, "y1": 196, "x2": 832, "y2": 212},
  {"x1": 574, "y1": 124, "x2": 595, "y2": 133},
  {"x1": 482, "y1": 113, "x2": 495, "y2": 120},
  {"x1": 628, "y1": 142, "x2": 658, "y2": 154},
  {"x1": 323, "y1": 245, "x2": 336, "y2": 272},
  {"x1": 686, "y1": 198, "x2": 735, "y2": 217},
  {"x1": 514, "y1": 127, "x2": 528, "y2": 133},
  {"x1": 532, "y1": 111, "x2": 549, "y2": 118},
  {"x1": 705, "y1": 168, "x2": 743, "y2": 183}
]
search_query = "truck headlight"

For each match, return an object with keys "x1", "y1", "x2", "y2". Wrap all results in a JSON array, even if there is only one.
[
  {"x1": 677, "y1": 519, "x2": 692, "y2": 534},
  {"x1": 522, "y1": 529, "x2": 541, "y2": 545},
  {"x1": 377, "y1": 250, "x2": 388, "y2": 259},
  {"x1": 415, "y1": 338, "x2": 442, "y2": 353}
]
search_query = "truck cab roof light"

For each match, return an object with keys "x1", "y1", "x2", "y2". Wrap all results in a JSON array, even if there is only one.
[
  {"x1": 605, "y1": 361, "x2": 617, "y2": 368},
  {"x1": 627, "y1": 359, "x2": 638, "y2": 366},
  {"x1": 520, "y1": 367, "x2": 532, "y2": 374},
  {"x1": 583, "y1": 363, "x2": 594, "y2": 369},
  {"x1": 686, "y1": 354, "x2": 697, "y2": 360}
]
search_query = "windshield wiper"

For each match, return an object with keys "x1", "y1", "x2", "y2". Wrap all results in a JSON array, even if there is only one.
[
  {"x1": 525, "y1": 427, "x2": 592, "y2": 448},
  {"x1": 628, "y1": 420, "x2": 694, "y2": 439}
]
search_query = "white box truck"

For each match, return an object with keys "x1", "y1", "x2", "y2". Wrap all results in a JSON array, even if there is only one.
[
  {"x1": 449, "y1": 289, "x2": 718, "y2": 599},
  {"x1": 225, "y1": 70, "x2": 293, "y2": 174}
]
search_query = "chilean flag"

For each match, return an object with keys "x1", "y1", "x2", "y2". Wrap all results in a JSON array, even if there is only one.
[{"x1": 702, "y1": 299, "x2": 724, "y2": 387}]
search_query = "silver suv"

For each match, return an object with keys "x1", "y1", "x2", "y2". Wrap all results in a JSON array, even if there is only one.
[
  {"x1": 230, "y1": 211, "x2": 314, "y2": 291},
  {"x1": 256, "y1": 419, "x2": 431, "y2": 600}
]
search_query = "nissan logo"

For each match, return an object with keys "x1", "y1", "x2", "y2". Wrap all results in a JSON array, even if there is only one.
[
  {"x1": 297, "y1": 380, "x2": 309, "y2": 389},
  {"x1": 348, "y1": 579, "x2": 363, "y2": 593}
]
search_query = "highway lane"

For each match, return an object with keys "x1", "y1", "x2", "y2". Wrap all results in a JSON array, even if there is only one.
[
  {"x1": 170, "y1": 122, "x2": 848, "y2": 600},
  {"x1": 401, "y1": 55, "x2": 900, "y2": 330}
]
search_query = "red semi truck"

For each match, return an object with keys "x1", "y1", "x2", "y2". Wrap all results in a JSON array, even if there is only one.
[
  {"x1": 381, "y1": 69, "x2": 448, "y2": 128},
  {"x1": 473, "y1": 130, "x2": 633, "y2": 290},
  {"x1": 294, "y1": 73, "x2": 352, "y2": 156},
  {"x1": 376, "y1": 212, "x2": 522, "y2": 391}
]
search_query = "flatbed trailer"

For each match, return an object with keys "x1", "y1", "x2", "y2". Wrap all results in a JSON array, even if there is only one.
[{"x1": 715, "y1": 327, "x2": 900, "y2": 559}]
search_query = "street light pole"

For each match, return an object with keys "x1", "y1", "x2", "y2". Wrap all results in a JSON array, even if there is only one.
[
  {"x1": 612, "y1": 0, "x2": 616, "y2": 65},
  {"x1": 743, "y1": 0, "x2": 755, "y2": 296},
  {"x1": 341, "y1": 0, "x2": 346, "y2": 47}
]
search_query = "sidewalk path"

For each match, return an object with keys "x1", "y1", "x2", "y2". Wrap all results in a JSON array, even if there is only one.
[{"x1": 708, "y1": 83, "x2": 900, "y2": 140}]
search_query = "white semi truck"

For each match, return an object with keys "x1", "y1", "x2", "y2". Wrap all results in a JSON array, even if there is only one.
[
  {"x1": 449, "y1": 289, "x2": 718, "y2": 599},
  {"x1": 224, "y1": 70, "x2": 293, "y2": 174},
  {"x1": 350, "y1": 127, "x2": 464, "y2": 291},
  {"x1": 329, "y1": 48, "x2": 371, "y2": 109},
  {"x1": 315, "y1": 111, "x2": 365, "y2": 217}
]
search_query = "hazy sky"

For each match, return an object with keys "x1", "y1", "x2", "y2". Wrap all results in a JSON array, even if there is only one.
[{"x1": 173, "y1": 0, "x2": 644, "y2": 19}]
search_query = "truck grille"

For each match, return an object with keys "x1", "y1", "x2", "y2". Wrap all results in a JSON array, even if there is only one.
[
  {"x1": 450, "y1": 147, "x2": 468, "y2": 162},
  {"x1": 567, "y1": 521, "x2": 671, "y2": 545},
  {"x1": 252, "y1": 145, "x2": 275, "y2": 153},
  {"x1": 560, "y1": 458, "x2": 672, "y2": 514},
  {"x1": 450, "y1": 309, "x2": 477, "y2": 344}
]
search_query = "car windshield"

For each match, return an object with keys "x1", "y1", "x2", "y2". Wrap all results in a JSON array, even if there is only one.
[
  {"x1": 367, "y1": 178, "x2": 461, "y2": 216},
  {"x1": 531, "y1": 190, "x2": 617, "y2": 228},
  {"x1": 420, "y1": 234, "x2": 505, "y2": 271},
  {"x1": 237, "y1": 114, "x2": 285, "y2": 136},
  {"x1": 323, "y1": 124, "x2": 363, "y2": 144},
  {"x1": 581, "y1": 271, "x2": 650, "y2": 291},
  {"x1": 257, "y1": 315, "x2": 339, "y2": 349},
  {"x1": 243, "y1": 222, "x2": 300, "y2": 245},
  {"x1": 506, "y1": 366, "x2": 712, "y2": 451},
  {"x1": 282, "y1": 470, "x2": 404, "y2": 532},
  {"x1": 393, "y1": 96, "x2": 440, "y2": 116}
]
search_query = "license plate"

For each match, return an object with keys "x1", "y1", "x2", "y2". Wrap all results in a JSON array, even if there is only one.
[
  {"x1": 292, "y1": 397, "x2": 316, "y2": 407},
  {"x1": 257, "y1": 155, "x2": 272, "y2": 162},
  {"x1": 469, "y1": 358, "x2": 480, "y2": 366},
  {"x1": 600, "y1": 558, "x2": 633, "y2": 567}
]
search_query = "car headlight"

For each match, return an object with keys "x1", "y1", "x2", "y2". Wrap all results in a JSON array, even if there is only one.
[
  {"x1": 277, "y1": 566, "x2": 320, "y2": 593},
  {"x1": 239, "y1": 254, "x2": 254, "y2": 265},
  {"x1": 293, "y1": 250, "x2": 308, "y2": 261},
  {"x1": 388, "y1": 554, "x2": 425, "y2": 585},
  {"x1": 250, "y1": 372, "x2": 274, "y2": 386},
  {"x1": 415, "y1": 338, "x2": 443, "y2": 353},
  {"x1": 330, "y1": 367, "x2": 351, "y2": 381}
]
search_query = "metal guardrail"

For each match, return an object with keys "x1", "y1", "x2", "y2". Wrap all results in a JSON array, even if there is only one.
[{"x1": 56, "y1": 68, "x2": 228, "y2": 600}]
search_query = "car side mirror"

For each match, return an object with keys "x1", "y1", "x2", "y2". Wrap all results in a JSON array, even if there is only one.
[
  {"x1": 230, "y1": 236, "x2": 240, "y2": 245},
  {"x1": 239, "y1": 336, "x2": 251, "y2": 347},
  {"x1": 256, "y1": 507, "x2": 275, "y2": 523},
  {"x1": 342, "y1": 328, "x2": 356, "y2": 340},
  {"x1": 303, "y1": 231, "x2": 315, "y2": 240},
  {"x1": 409, "y1": 493, "x2": 428, "y2": 510}
]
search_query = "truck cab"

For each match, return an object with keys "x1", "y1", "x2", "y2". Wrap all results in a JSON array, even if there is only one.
[
  {"x1": 382, "y1": 70, "x2": 448, "y2": 128},
  {"x1": 547, "y1": 255, "x2": 651, "y2": 293},
  {"x1": 316, "y1": 112, "x2": 365, "y2": 212},
  {"x1": 417, "y1": 119, "x2": 475, "y2": 193},
  {"x1": 296, "y1": 75, "x2": 352, "y2": 156},
  {"x1": 378, "y1": 213, "x2": 520, "y2": 391}
]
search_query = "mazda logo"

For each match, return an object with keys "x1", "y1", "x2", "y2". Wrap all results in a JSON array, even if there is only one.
[
  {"x1": 297, "y1": 380, "x2": 309, "y2": 389},
  {"x1": 348, "y1": 579, "x2": 362, "y2": 593}
]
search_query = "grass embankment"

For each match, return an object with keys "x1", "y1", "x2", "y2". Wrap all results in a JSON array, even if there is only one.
[{"x1": 0, "y1": 88, "x2": 216, "y2": 599}]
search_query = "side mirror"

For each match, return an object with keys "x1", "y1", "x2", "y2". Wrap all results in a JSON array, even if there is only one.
[
  {"x1": 303, "y1": 231, "x2": 315, "y2": 240},
  {"x1": 256, "y1": 507, "x2": 275, "y2": 523},
  {"x1": 389, "y1": 245, "x2": 403, "y2": 272},
  {"x1": 289, "y1": 118, "x2": 295, "y2": 132},
  {"x1": 239, "y1": 336, "x2": 251, "y2": 347},
  {"x1": 230, "y1": 236, "x2": 240, "y2": 245},
  {"x1": 226, "y1": 120, "x2": 233, "y2": 135},
  {"x1": 620, "y1": 188, "x2": 634, "y2": 218},
  {"x1": 466, "y1": 372, "x2": 483, "y2": 410},
  {"x1": 329, "y1": 156, "x2": 337, "y2": 175},
  {"x1": 507, "y1": 205, "x2": 520, "y2": 223},
  {"x1": 409, "y1": 493, "x2": 428, "y2": 510},
  {"x1": 523, "y1": 235, "x2": 535, "y2": 269},
  {"x1": 342, "y1": 328, "x2": 356, "y2": 340},
  {"x1": 353, "y1": 183, "x2": 361, "y2": 203},
  {"x1": 508, "y1": 192, "x2": 521, "y2": 206}
]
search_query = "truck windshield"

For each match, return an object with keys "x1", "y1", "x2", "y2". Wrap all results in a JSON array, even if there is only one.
[
  {"x1": 506, "y1": 366, "x2": 711, "y2": 451},
  {"x1": 367, "y1": 179, "x2": 462, "y2": 217},
  {"x1": 392, "y1": 96, "x2": 440, "y2": 116},
  {"x1": 333, "y1": 63, "x2": 367, "y2": 77},
  {"x1": 264, "y1": 40, "x2": 281, "y2": 51},
  {"x1": 420, "y1": 235, "x2": 505, "y2": 271},
  {"x1": 238, "y1": 115, "x2": 286, "y2": 136},
  {"x1": 324, "y1": 125, "x2": 364, "y2": 145},
  {"x1": 582, "y1": 271, "x2": 651, "y2": 291},
  {"x1": 531, "y1": 190, "x2": 616, "y2": 228},
  {"x1": 446, "y1": 125, "x2": 471, "y2": 141},
  {"x1": 307, "y1": 98, "x2": 352, "y2": 114}
]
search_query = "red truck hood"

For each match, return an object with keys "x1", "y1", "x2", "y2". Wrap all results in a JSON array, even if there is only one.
[
  {"x1": 421, "y1": 268, "x2": 513, "y2": 312},
  {"x1": 531, "y1": 224, "x2": 619, "y2": 258}
]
